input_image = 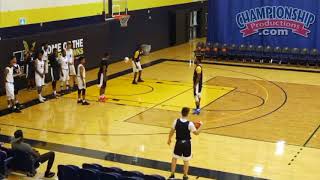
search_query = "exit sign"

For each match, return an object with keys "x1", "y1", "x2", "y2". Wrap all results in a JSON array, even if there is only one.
[{"x1": 19, "y1": 18, "x2": 27, "y2": 25}]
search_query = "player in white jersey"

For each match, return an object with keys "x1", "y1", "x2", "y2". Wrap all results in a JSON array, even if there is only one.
[
  {"x1": 4, "y1": 56, "x2": 21, "y2": 113},
  {"x1": 77, "y1": 57, "x2": 89, "y2": 105},
  {"x1": 59, "y1": 50, "x2": 70, "y2": 93},
  {"x1": 34, "y1": 51, "x2": 46, "y2": 103},
  {"x1": 66, "y1": 41, "x2": 77, "y2": 89},
  {"x1": 42, "y1": 43, "x2": 49, "y2": 75}
]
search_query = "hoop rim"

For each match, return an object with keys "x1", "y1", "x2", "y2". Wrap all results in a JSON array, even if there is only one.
[{"x1": 113, "y1": 14, "x2": 130, "y2": 20}]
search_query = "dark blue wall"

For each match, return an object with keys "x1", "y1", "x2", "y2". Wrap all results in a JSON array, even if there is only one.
[{"x1": 208, "y1": 0, "x2": 320, "y2": 49}]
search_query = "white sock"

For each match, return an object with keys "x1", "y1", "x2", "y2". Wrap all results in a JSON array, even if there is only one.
[
  {"x1": 38, "y1": 94, "x2": 42, "y2": 99},
  {"x1": 53, "y1": 91, "x2": 56, "y2": 95}
]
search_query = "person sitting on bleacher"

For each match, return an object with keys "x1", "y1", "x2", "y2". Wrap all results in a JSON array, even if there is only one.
[{"x1": 11, "y1": 130, "x2": 55, "y2": 178}]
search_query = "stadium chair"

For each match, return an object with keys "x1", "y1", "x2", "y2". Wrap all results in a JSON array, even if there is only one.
[
  {"x1": 246, "y1": 45, "x2": 255, "y2": 62},
  {"x1": 238, "y1": 44, "x2": 247, "y2": 62},
  {"x1": 289, "y1": 48, "x2": 300, "y2": 65},
  {"x1": 262, "y1": 46, "x2": 273, "y2": 63},
  {"x1": 99, "y1": 172, "x2": 123, "y2": 180},
  {"x1": 204, "y1": 42, "x2": 213, "y2": 59},
  {"x1": 58, "y1": 165, "x2": 80, "y2": 180},
  {"x1": 9, "y1": 150, "x2": 39, "y2": 177},
  {"x1": 221, "y1": 43, "x2": 228, "y2": 60},
  {"x1": 227, "y1": 44, "x2": 237, "y2": 60},
  {"x1": 121, "y1": 170, "x2": 144, "y2": 178},
  {"x1": 271, "y1": 46, "x2": 282, "y2": 64},
  {"x1": 82, "y1": 163, "x2": 103, "y2": 171},
  {"x1": 212, "y1": 43, "x2": 220, "y2": 59},
  {"x1": 309, "y1": 49, "x2": 319, "y2": 66},
  {"x1": 144, "y1": 174, "x2": 166, "y2": 180},
  {"x1": 253, "y1": 45, "x2": 264, "y2": 63},
  {"x1": 280, "y1": 47, "x2": 290, "y2": 64},
  {"x1": 0, "y1": 150, "x2": 12, "y2": 178},
  {"x1": 102, "y1": 166, "x2": 123, "y2": 173},
  {"x1": 123, "y1": 177, "x2": 144, "y2": 180},
  {"x1": 299, "y1": 48, "x2": 309, "y2": 65},
  {"x1": 79, "y1": 168, "x2": 100, "y2": 180}
]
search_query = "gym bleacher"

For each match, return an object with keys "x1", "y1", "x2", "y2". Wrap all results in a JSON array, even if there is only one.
[{"x1": 201, "y1": 42, "x2": 319, "y2": 66}]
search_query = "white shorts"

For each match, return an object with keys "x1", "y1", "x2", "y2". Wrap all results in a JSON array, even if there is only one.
[
  {"x1": 77, "y1": 77, "x2": 86, "y2": 90},
  {"x1": 61, "y1": 69, "x2": 70, "y2": 82},
  {"x1": 69, "y1": 65, "x2": 76, "y2": 76},
  {"x1": 194, "y1": 84, "x2": 202, "y2": 102},
  {"x1": 35, "y1": 73, "x2": 45, "y2": 87},
  {"x1": 132, "y1": 61, "x2": 142, "y2": 73},
  {"x1": 45, "y1": 60, "x2": 49, "y2": 74},
  {"x1": 5, "y1": 83, "x2": 15, "y2": 100}
]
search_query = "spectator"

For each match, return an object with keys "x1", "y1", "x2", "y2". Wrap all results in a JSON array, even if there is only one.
[{"x1": 11, "y1": 130, "x2": 55, "y2": 178}]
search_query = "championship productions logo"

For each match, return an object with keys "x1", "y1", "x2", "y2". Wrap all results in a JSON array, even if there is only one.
[{"x1": 236, "y1": 6, "x2": 316, "y2": 37}]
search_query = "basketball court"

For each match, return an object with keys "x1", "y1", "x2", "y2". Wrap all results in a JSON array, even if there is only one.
[{"x1": 0, "y1": 39, "x2": 320, "y2": 179}]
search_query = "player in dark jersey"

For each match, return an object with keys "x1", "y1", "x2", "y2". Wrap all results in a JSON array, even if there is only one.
[
  {"x1": 193, "y1": 57, "x2": 203, "y2": 115},
  {"x1": 132, "y1": 47, "x2": 144, "y2": 84},
  {"x1": 98, "y1": 52, "x2": 110, "y2": 102},
  {"x1": 49, "y1": 48, "x2": 61, "y2": 98},
  {"x1": 167, "y1": 107, "x2": 203, "y2": 180}
]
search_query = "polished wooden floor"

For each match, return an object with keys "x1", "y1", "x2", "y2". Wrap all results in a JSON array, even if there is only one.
[{"x1": 2, "y1": 39, "x2": 320, "y2": 179}]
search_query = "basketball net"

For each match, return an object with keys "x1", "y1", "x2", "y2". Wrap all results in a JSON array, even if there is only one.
[{"x1": 114, "y1": 15, "x2": 130, "y2": 27}]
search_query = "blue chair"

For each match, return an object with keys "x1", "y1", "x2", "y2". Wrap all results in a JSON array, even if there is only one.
[
  {"x1": 280, "y1": 47, "x2": 290, "y2": 64},
  {"x1": 102, "y1": 166, "x2": 123, "y2": 173},
  {"x1": 10, "y1": 150, "x2": 39, "y2": 177},
  {"x1": 82, "y1": 163, "x2": 103, "y2": 171},
  {"x1": 289, "y1": 48, "x2": 300, "y2": 64},
  {"x1": 238, "y1": 44, "x2": 247, "y2": 61},
  {"x1": 262, "y1": 46, "x2": 273, "y2": 63},
  {"x1": 271, "y1": 46, "x2": 282, "y2": 64},
  {"x1": 80, "y1": 168, "x2": 100, "y2": 180},
  {"x1": 308, "y1": 49, "x2": 319, "y2": 66},
  {"x1": 100, "y1": 172, "x2": 122, "y2": 180},
  {"x1": 246, "y1": 45, "x2": 255, "y2": 62},
  {"x1": 58, "y1": 165, "x2": 80, "y2": 180},
  {"x1": 227, "y1": 44, "x2": 237, "y2": 60},
  {"x1": 144, "y1": 174, "x2": 166, "y2": 180},
  {"x1": 123, "y1": 177, "x2": 144, "y2": 180},
  {"x1": 299, "y1": 48, "x2": 308, "y2": 65},
  {"x1": 122, "y1": 170, "x2": 144, "y2": 178}
]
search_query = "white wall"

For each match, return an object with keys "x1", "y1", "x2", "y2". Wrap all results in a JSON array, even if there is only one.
[{"x1": 0, "y1": 0, "x2": 102, "y2": 12}]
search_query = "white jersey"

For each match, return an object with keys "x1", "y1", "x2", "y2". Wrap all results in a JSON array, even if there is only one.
[
  {"x1": 77, "y1": 64, "x2": 86, "y2": 78},
  {"x1": 5, "y1": 66, "x2": 14, "y2": 83},
  {"x1": 35, "y1": 59, "x2": 45, "y2": 74},
  {"x1": 42, "y1": 48, "x2": 49, "y2": 61},
  {"x1": 60, "y1": 56, "x2": 69, "y2": 70},
  {"x1": 66, "y1": 49, "x2": 74, "y2": 64}
]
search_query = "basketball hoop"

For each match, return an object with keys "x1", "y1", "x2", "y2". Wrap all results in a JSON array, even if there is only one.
[{"x1": 114, "y1": 15, "x2": 130, "y2": 27}]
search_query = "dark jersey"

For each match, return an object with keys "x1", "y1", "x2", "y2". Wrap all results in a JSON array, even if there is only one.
[
  {"x1": 175, "y1": 119, "x2": 191, "y2": 141},
  {"x1": 98, "y1": 58, "x2": 109, "y2": 77},
  {"x1": 133, "y1": 50, "x2": 142, "y2": 62},
  {"x1": 49, "y1": 54, "x2": 60, "y2": 70}
]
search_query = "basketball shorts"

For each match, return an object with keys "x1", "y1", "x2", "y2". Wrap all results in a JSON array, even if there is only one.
[
  {"x1": 5, "y1": 83, "x2": 15, "y2": 100},
  {"x1": 51, "y1": 67, "x2": 60, "y2": 82},
  {"x1": 77, "y1": 77, "x2": 86, "y2": 90},
  {"x1": 98, "y1": 73, "x2": 107, "y2": 88},
  {"x1": 173, "y1": 140, "x2": 192, "y2": 161},
  {"x1": 60, "y1": 69, "x2": 70, "y2": 82},
  {"x1": 35, "y1": 73, "x2": 45, "y2": 87},
  {"x1": 194, "y1": 83, "x2": 202, "y2": 102},
  {"x1": 69, "y1": 65, "x2": 76, "y2": 76},
  {"x1": 132, "y1": 61, "x2": 142, "y2": 73},
  {"x1": 44, "y1": 60, "x2": 49, "y2": 74}
]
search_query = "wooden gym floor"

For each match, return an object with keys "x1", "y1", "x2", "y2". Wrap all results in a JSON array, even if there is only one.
[{"x1": 1, "y1": 39, "x2": 320, "y2": 179}]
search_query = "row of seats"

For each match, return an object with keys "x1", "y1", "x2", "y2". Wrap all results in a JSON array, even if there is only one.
[
  {"x1": 0, "y1": 148, "x2": 40, "y2": 178},
  {"x1": 58, "y1": 163, "x2": 166, "y2": 180},
  {"x1": 198, "y1": 42, "x2": 320, "y2": 66}
]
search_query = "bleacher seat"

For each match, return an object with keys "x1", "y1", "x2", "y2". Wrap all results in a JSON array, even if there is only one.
[
  {"x1": 309, "y1": 49, "x2": 319, "y2": 66},
  {"x1": 79, "y1": 168, "x2": 100, "y2": 180},
  {"x1": 99, "y1": 172, "x2": 122, "y2": 180},
  {"x1": 10, "y1": 150, "x2": 39, "y2": 177},
  {"x1": 289, "y1": 48, "x2": 300, "y2": 64},
  {"x1": 144, "y1": 174, "x2": 166, "y2": 180},
  {"x1": 122, "y1": 170, "x2": 144, "y2": 178},
  {"x1": 58, "y1": 165, "x2": 80, "y2": 180}
]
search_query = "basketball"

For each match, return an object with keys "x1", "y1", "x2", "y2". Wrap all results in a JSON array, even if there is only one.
[
  {"x1": 193, "y1": 120, "x2": 202, "y2": 129},
  {"x1": 124, "y1": 57, "x2": 130, "y2": 63}
]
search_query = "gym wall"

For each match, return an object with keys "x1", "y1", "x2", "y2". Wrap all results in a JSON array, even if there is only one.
[{"x1": 0, "y1": 0, "x2": 203, "y2": 28}]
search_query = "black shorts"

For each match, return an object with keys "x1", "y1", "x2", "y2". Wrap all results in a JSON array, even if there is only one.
[
  {"x1": 98, "y1": 73, "x2": 107, "y2": 88},
  {"x1": 51, "y1": 67, "x2": 60, "y2": 81},
  {"x1": 173, "y1": 140, "x2": 191, "y2": 161}
]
